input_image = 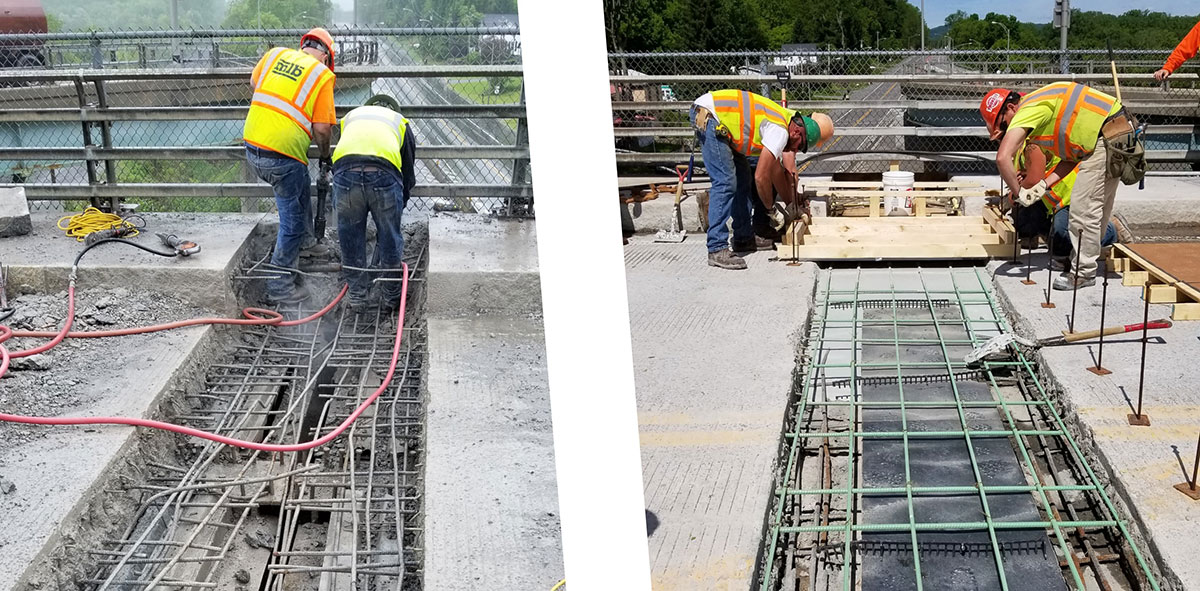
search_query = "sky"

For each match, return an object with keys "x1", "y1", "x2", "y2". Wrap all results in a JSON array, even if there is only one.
[{"x1": 913, "y1": 0, "x2": 1198, "y2": 28}]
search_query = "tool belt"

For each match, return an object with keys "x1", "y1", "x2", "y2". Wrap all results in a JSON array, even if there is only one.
[
  {"x1": 693, "y1": 106, "x2": 734, "y2": 145},
  {"x1": 1101, "y1": 109, "x2": 1146, "y2": 185}
]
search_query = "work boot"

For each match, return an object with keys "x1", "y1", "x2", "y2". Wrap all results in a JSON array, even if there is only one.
[
  {"x1": 1050, "y1": 256, "x2": 1071, "y2": 273},
  {"x1": 707, "y1": 249, "x2": 747, "y2": 270},
  {"x1": 266, "y1": 283, "x2": 310, "y2": 305},
  {"x1": 347, "y1": 293, "x2": 371, "y2": 314},
  {"x1": 1052, "y1": 273, "x2": 1095, "y2": 291},
  {"x1": 1112, "y1": 212, "x2": 1134, "y2": 244},
  {"x1": 732, "y1": 236, "x2": 774, "y2": 253},
  {"x1": 300, "y1": 241, "x2": 332, "y2": 258}
]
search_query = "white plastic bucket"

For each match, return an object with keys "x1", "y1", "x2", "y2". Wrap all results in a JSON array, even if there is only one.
[{"x1": 882, "y1": 170, "x2": 915, "y2": 216}]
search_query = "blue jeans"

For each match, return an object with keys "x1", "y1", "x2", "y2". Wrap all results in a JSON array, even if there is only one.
[
  {"x1": 246, "y1": 145, "x2": 311, "y2": 298},
  {"x1": 1051, "y1": 205, "x2": 1116, "y2": 258},
  {"x1": 692, "y1": 106, "x2": 753, "y2": 253},
  {"x1": 1014, "y1": 201, "x2": 1117, "y2": 257},
  {"x1": 332, "y1": 167, "x2": 406, "y2": 303}
]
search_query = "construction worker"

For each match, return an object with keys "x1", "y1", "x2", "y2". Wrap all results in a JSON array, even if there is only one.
[
  {"x1": 1154, "y1": 19, "x2": 1200, "y2": 81},
  {"x1": 331, "y1": 94, "x2": 417, "y2": 312},
  {"x1": 982, "y1": 83, "x2": 1135, "y2": 290},
  {"x1": 243, "y1": 28, "x2": 337, "y2": 304},
  {"x1": 1011, "y1": 142, "x2": 1117, "y2": 270},
  {"x1": 690, "y1": 89, "x2": 834, "y2": 270}
]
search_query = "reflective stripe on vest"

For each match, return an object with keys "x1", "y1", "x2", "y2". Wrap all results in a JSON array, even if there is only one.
[
  {"x1": 708, "y1": 90, "x2": 797, "y2": 157},
  {"x1": 1018, "y1": 82, "x2": 1118, "y2": 162},
  {"x1": 1015, "y1": 143, "x2": 1073, "y2": 210},
  {"x1": 242, "y1": 47, "x2": 335, "y2": 162},
  {"x1": 332, "y1": 105, "x2": 409, "y2": 175}
]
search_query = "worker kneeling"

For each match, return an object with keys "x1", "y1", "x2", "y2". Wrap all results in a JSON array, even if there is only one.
[
  {"x1": 331, "y1": 95, "x2": 417, "y2": 312},
  {"x1": 982, "y1": 83, "x2": 1143, "y2": 290},
  {"x1": 1011, "y1": 141, "x2": 1118, "y2": 272},
  {"x1": 690, "y1": 90, "x2": 833, "y2": 270}
]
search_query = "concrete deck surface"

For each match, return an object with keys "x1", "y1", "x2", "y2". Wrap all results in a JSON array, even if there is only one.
[
  {"x1": 424, "y1": 213, "x2": 563, "y2": 590},
  {"x1": 990, "y1": 254, "x2": 1200, "y2": 591},
  {"x1": 2, "y1": 212, "x2": 267, "y2": 312},
  {"x1": 624, "y1": 237, "x2": 816, "y2": 590}
]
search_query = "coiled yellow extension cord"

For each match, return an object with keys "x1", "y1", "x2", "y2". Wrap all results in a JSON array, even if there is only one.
[{"x1": 57, "y1": 207, "x2": 141, "y2": 241}]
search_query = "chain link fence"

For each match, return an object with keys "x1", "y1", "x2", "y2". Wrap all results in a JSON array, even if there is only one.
[
  {"x1": 609, "y1": 49, "x2": 1200, "y2": 175},
  {"x1": 0, "y1": 26, "x2": 531, "y2": 216}
]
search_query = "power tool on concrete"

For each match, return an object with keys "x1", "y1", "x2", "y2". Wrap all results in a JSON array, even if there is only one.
[
  {"x1": 156, "y1": 232, "x2": 201, "y2": 256},
  {"x1": 314, "y1": 158, "x2": 332, "y2": 241},
  {"x1": 83, "y1": 224, "x2": 135, "y2": 245}
]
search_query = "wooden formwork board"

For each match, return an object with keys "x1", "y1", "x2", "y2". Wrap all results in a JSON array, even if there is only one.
[
  {"x1": 1109, "y1": 242, "x2": 1200, "y2": 321},
  {"x1": 804, "y1": 181, "x2": 985, "y2": 218},
  {"x1": 776, "y1": 205, "x2": 1015, "y2": 261}
]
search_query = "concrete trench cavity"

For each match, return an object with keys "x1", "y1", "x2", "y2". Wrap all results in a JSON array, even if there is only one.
[
  {"x1": 7, "y1": 235, "x2": 430, "y2": 591},
  {"x1": 759, "y1": 266, "x2": 1160, "y2": 591}
]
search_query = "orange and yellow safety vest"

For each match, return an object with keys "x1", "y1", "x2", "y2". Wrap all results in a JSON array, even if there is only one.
[
  {"x1": 709, "y1": 89, "x2": 798, "y2": 157},
  {"x1": 1014, "y1": 82, "x2": 1121, "y2": 162},
  {"x1": 243, "y1": 47, "x2": 335, "y2": 162}
]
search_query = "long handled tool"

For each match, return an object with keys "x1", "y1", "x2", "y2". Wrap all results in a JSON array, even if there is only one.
[
  {"x1": 1107, "y1": 39, "x2": 1123, "y2": 104},
  {"x1": 965, "y1": 319, "x2": 1172, "y2": 366},
  {"x1": 654, "y1": 164, "x2": 689, "y2": 243}
]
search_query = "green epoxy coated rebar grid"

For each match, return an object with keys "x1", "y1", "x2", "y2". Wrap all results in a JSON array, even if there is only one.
[{"x1": 757, "y1": 267, "x2": 1161, "y2": 591}]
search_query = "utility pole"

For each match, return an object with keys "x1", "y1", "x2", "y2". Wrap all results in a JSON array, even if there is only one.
[
  {"x1": 920, "y1": 0, "x2": 925, "y2": 51},
  {"x1": 170, "y1": 0, "x2": 179, "y2": 62},
  {"x1": 1055, "y1": 0, "x2": 1070, "y2": 74}
]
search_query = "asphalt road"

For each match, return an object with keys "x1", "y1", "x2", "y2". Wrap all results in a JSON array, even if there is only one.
[{"x1": 375, "y1": 42, "x2": 518, "y2": 190}]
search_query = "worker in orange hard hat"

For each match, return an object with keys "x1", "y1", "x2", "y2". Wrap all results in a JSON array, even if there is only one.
[
  {"x1": 243, "y1": 27, "x2": 338, "y2": 305},
  {"x1": 981, "y1": 83, "x2": 1141, "y2": 291}
]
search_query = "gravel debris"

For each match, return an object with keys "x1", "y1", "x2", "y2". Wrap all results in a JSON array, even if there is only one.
[{"x1": 0, "y1": 286, "x2": 212, "y2": 451}]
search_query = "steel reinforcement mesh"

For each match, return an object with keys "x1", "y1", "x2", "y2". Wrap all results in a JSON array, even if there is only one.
[
  {"x1": 81, "y1": 243, "x2": 428, "y2": 591},
  {"x1": 759, "y1": 266, "x2": 1160, "y2": 591}
]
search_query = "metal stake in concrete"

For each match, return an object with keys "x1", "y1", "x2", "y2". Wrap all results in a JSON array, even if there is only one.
[
  {"x1": 1088, "y1": 258, "x2": 1112, "y2": 375},
  {"x1": 1042, "y1": 221, "x2": 1056, "y2": 308},
  {"x1": 1022, "y1": 240, "x2": 1036, "y2": 285},
  {"x1": 1069, "y1": 229, "x2": 1083, "y2": 333},
  {"x1": 787, "y1": 219, "x2": 803, "y2": 267},
  {"x1": 1174, "y1": 430, "x2": 1200, "y2": 500},
  {"x1": 1129, "y1": 280, "x2": 1152, "y2": 426}
]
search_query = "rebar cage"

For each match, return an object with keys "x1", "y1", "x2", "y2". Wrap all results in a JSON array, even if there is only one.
[{"x1": 759, "y1": 267, "x2": 1160, "y2": 591}]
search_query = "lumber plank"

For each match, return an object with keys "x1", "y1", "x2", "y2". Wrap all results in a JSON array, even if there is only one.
[
  {"x1": 809, "y1": 215, "x2": 986, "y2": 224},
  {"x1": 914, "y1": 196, "x2": 927, "y2": 217},
  {"x1": 1146, "y1": 284, "x2": 1183, "y2": 303},
  {"x1": 806, "y1": 223, "x2": 996, "y2": 235},
  {"x1": 983, "y1": 206, "x2": 1015, "y2": 245},
  {"x1": 869, "y1": 195, "x2": 880, "y2": 217},
  {"x1": 803, "y1": 181, "x2": 984, "y2": 189},
  {"x1": 1123, "y1": 270, "x2": 1150, "y2": 287},
  {"x1": 802, "y1": 233, "x2": 1004, "y2": 245},
  {"x1": 815, "y1": 189, "x2": 986, "y2": 198},
  {"x1": 1173, "y1": 302, "x2": 1200, "y2": 321},
  {"x1": 775, "y1": 242, "x2": 1012, "y2": 260},
  {"x1": 1117, "y1": 243, "x2": 1200, "y2": 303}
]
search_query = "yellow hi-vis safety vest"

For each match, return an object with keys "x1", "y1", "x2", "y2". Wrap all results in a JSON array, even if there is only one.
[
  {"x1": 331, "y1": 105, "x2": 409, "y2": 174},
  {"x1": 709, "y1": 89, "x2": 798, "y2": 157},
  {"x1": 243, "y1": 47, "x2": 335, "y2": 163},
  {"x1": 1014, "y1": 82, "x2": 1121, "y2": 162},
  {"x1": 1015, "y1": 146, "x2": 1077, "y2": 210}
]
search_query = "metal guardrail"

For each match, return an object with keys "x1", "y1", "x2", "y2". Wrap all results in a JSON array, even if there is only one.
[{"x1": 0, "y1": 52, "x2": 531, "y2": 214}]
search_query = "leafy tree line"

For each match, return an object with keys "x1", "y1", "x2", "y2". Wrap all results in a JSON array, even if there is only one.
[
  {"x1": 605, "y1": 1, "x2": 1200, "y2": 52},
  {"x1": 605, "y1": 0, "x2": 924, "y2": 51},
  {"x1": 356, "y1": 0, "x2": 518, "y2": 27},
  {"x1": 943, "y1": 9, "x2": 1199, "y2": 52}
]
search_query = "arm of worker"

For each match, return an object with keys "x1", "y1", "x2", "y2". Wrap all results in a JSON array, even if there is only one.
[
  {"x1": 753, "y1": 149, "x2": 792, "y2": 209},
  {"x1": 401, "y1": 126, "x2": 417, "y2": 194},
  {"x1": 996, "y1": 126, "x2": 1031, "y2": 202},
  {"x1": 1045, "y1": 159, "x2": 1077, "y2": 188},
  {"x1": 311, "y1": 83, "x2": 336, "y2": 162},
  {"x1": 1157, "y1": 20, "x2": 1200, "y2": 81}
]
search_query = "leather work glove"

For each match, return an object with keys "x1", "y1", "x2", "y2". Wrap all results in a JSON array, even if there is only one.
[
  {"x1": 768, "y1": 201, "x2": 792, "y2": 231},
  {"x1": 1017, "y1": 180, "x2": 1048, "y2": 207}
]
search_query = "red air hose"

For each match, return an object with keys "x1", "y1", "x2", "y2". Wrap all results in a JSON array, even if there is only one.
[{"x1": 0, "y1": 265, "x2": 407, "y2": 453}]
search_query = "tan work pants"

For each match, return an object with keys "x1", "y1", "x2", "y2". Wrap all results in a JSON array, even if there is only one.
[{"x1": 1067, "y1": 139, "x2": 1120, "y2": 279}]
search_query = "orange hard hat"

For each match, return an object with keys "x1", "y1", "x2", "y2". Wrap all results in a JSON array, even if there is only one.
[
  {"x1": 980, "y1": 88, "x2": 1014, "y2": 140},
  {"x1": 301, "y1": 27, "x2": 335, "y2": 71}
]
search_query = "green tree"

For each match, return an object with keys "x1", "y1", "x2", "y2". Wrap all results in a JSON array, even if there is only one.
[
  {"x1": 222, "y1": 0, "x2": 332, "y2": 29},
  {"x1": 43, "y1": 0, "x2": 225, "y2": 30}
]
